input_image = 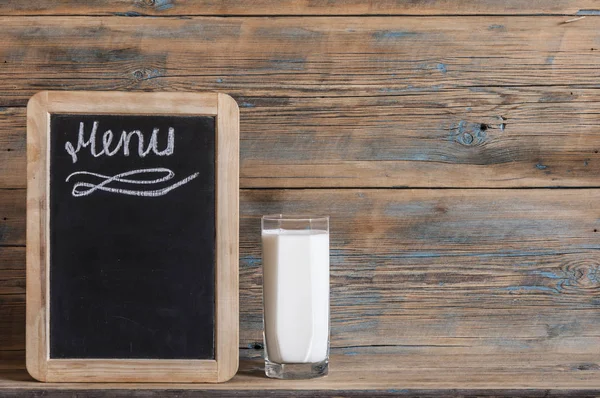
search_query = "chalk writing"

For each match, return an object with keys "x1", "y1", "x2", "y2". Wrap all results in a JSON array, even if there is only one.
[
  {"x1": 66, "y1": 168, "x2": 199, "y2": 197},
  {"x1": 65, "y1": 121, "x2": 175, "y2": 163},
  {"x1": 63, "y1": 120, "x2": 199, "y2": 198}
]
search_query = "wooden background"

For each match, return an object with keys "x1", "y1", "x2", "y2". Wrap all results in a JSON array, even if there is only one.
[{"x1": 1, "y1": 0, "x2": 600, "y2": 395}]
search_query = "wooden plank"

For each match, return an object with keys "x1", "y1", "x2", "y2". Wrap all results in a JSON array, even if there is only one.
[
  {"x1": 0, "y1": 248, "x2": 24, "y2": 357},
  {"x1": 0, "y1": 108, "x2": 25, "y2": 188},
  {"x1": 24, "y1": 91, "x2": 48, "y2": 382},
  {"x1": 0, "y1": 388, "x2": 596, "y2": 398},
  {"x1": 210, "y1": 89, "x2": 600, "y2": 188},
  {"x1": 0, "y1": 0, "x2": 597, "y2": 16},
  {"x1": 215, "y1": 93, "x2": 240, "y2": 382},
  {"x1": 237, "y1": 189, "x2": 600, "y2": 352},
  {"x1": 0, "y1": 247, "x2": 25, "y2": 354},
  {"x1": 3, "y1": 353, "x2": 600, "y2": 390},
  {"x1": 0, "y1": 384, "x2": 591, "y2": 398},
  {"x1": 0, "y1": 249, "x2": 25, "y2": 353},
  {"x1": 4, "y1": 188, "x2": 600, "y2": 370},
  {"x1": 0, "y1": 16, "x2": 598, "y2": 106},
  {"x1": 1, "y1": 16, "x2": 600, "y2": 189},
  {"x1": 0, "y1": 190, "x2": 25, "y2": 246},
  {"x1": 0, "y1": 247, "x2": 24, "y2": 295},
  {"x1": 4, "y1": 85, "x2": 600, "y2": 189},
  {"x1": 45, "y1": 91, "x2": 218, "y2": 115},
  {"x1": 0, "y1": 295, "x2": 25, "y2": 352}
]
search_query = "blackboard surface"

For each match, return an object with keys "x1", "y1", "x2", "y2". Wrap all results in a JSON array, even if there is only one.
[{"x1": 49, "y1": 114, "x2": 216, "y2": 360}]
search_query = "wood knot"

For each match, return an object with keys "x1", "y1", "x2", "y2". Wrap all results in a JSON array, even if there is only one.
[
  {"x1": 573, "y1": 363, "x2": 600, "y2": 371},
  {"x1": 132, "y1": 68, "x2": 164, "y2": 81},
  {"x1": 451, "y1": 121, "x2": 488, "y2": 146},
  {"x1": 138, "y1": 0, "x2": 173, "y2": 10},
  {"x1": 461, "y1": 132, "x2": 474, "y2": 145},
  {"x1": 559, "y1": 259, "x2": 600, "y2": 293}
]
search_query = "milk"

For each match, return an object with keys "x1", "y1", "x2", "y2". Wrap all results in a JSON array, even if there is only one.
[{"x1": 262, "y1": 229, "x2": 330, "y2": 364}]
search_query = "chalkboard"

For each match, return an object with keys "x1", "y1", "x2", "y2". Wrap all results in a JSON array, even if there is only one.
[
  {"x1": 49, "y1": 114, "x2": 216, "y2": 360},
  {"x1": 27, "y1": 91, "x2": 239, "y2": 383}
]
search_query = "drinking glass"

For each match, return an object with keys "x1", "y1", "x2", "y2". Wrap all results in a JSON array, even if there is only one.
[{"x1": 261, "y1": 214, "x2": 330, "y2": 379}]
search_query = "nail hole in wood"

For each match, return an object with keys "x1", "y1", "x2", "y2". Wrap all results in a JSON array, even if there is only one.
[{"x1": 480, "y1": 123, "x2": 488, "y2": 131}]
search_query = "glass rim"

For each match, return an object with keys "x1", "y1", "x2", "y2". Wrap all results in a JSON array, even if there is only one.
[{"x1": 262, "y1": 214, "x2": 329, "y2": 222}]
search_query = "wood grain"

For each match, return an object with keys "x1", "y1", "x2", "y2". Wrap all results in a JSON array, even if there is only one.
[
  {"x1": 237, "y1": 189, "x2": 600, "y2": 352},
  {"x1": 0, "y1": 247, "x2": 24, "y2": 290},
  {"x1": 45, "y1": 91, "x2": 218, "y2": 115},
  {"x1": 0, "y1": 0, "x2": 597, "y2": 16},
  {"x1": 0, "y1": 248, "x2": 24, "y2": 354},
  {"x1": 215, "y1": 93, "x2": 240, "y2": 382},
  {"x1": 0, "y1": 2, "x2": 599, "y2": 394},
  {"x1": 1, "y1": 16, "x2": 599, "y2": 189},
  {"x1": 0, "y1": 16, "x2": 598, "y2": 106},
  {"x1": 0, "y1": 108, "x2": 26, "y2": 188},
  {"x1": 0, "y1": 189, "x2": 25, "y2": 245},
  {"x1": 5, "y1": 85, "x2": 600, "y2": 188},
  {"x1": 5, "y1": 187, "x2": 600, "y2": 380},
  {"x1": 0, "y1": 387, "x2": 598, "y2": 398},
  {"x1": 0, "y1": 294, "x2": 25, "y2": 351},
  {"x1": 24, "y1": 91, "x2": 48, "y2": 382},
  {"x1": 2, "y1": 353, "x2": 600, "y2": 390}
]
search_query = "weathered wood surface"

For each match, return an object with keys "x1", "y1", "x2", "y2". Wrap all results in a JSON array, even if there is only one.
[
  {"x1": 0, "y1": 109, "x2": 25, "y2": 189},
  {"x1": 0, "y1": 387, "x2": 598, "y2": 398},
  {"x1": 1, "y1": 16, "x2": 599, "y2": 105},
  {"x1": 0, "y1": 387, "x2": 595, "y2": 398},
  {"x1": 239, "y1": 189, "x2": 600, "y2": 351},
  {"x1": 4, "y1": 87, "x2": 600, "y2": 188},
  {"x1": 2, "y1": 352, "x2": 600, "y2": 391},
  {"x1": 1, "y1": 3, "x2": 599, "y2": 394},
  {"x1": 2, "y1": 15, "x2": 600, "y2": 188},
  {"x1": 0, "y1": 0, "x2": 598, "y2": 16},
  {"x1": 1, "y1": 386, "x2": 599, "y2": 398},
  {"x1": 2, "y1": 93, "x2": 600, "y2": 189},
  {"x1": 0, "y1": 190, "x2": 25, "y2": 246},
  {"x1": 3, "y1": 188, "x2": 600, "y2": 386},
  {"x1": 0, "y1": 247, "x2": 24, "y2": 354},
  {"x1": 2, "y1": 17, "x2": 599, "y2": 188}
]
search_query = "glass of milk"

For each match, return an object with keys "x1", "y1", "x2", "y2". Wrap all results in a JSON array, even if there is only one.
[{"x1": 261, "y1": 214, "x2": 330, "y2": 379}]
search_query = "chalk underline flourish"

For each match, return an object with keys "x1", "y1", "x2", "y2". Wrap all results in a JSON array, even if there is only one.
[{"x1": 65, "y1": 168, "x2": 199, "y2": 197}]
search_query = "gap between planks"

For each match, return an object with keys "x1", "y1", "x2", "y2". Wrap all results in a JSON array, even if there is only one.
[{"x1": 4, "y1": 13, "x2": 600, "y2": 17}]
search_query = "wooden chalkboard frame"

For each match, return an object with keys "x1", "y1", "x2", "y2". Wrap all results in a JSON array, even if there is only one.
[{"x1": 26, "y1": 91, "x2": 239, "y2": 383}]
